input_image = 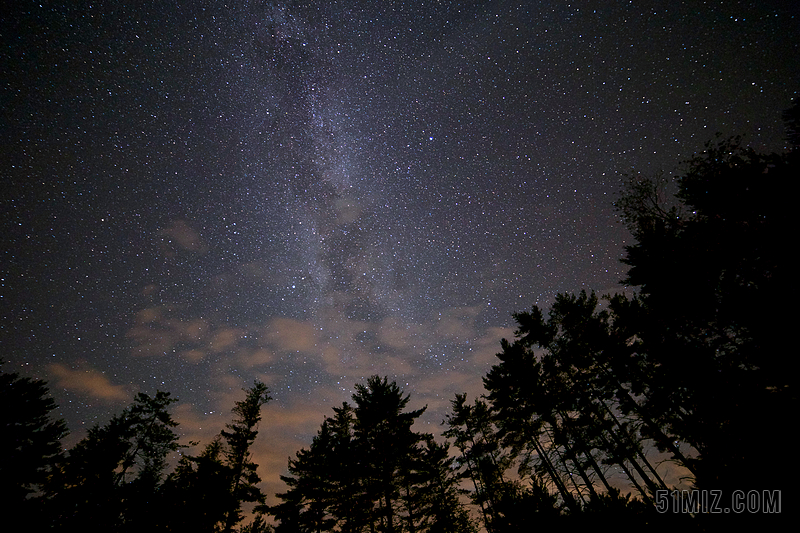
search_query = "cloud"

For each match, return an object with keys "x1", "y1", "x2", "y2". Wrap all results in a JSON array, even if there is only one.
[
  {"x1": 172, "y1": 402, "x2": 227, "y2": 443},
  {"x1": 376, "y1": 316, "x2": 426, "y2": 350},
  {"x1": 471, "y1": 326, "x2": 513, "y2": 368},
  {"x1": 181, "y1": 349, "x2": 207, "y2": 364},
  {"x1": 209, "y1": 327, "x2": 244, "y2": 353},
  {"x1": 48, "y1": 363, "x2": 129, "y2": 402},
  {"x1": 250, "y1": 399, "x2": 338, "y2": 508},
  {"x1": 263, "y1": 317, "x2": 319, "y2": 353},
  {"x1": 158, "y1": 220, "x2": 208, "y2": 256},
  {"x1": 118, "y1": 287, "x2": 518, "y2": 515},
  {"x1": 127, "y1": 305, "x2": 179, "y2": 357},
  {"x1": 127, "y1": 306, "x2": 216, "y2": 358},
  {"x1": 182, "y1": 318, "x2": 209, "y2": 342},
  {"x1": 136, "y1": 306, "x2": 163, "y2": 324},
  {"x1": 238, "y1": 348, "x2": 275, "y2": 369},
  {"x1": 433, "y1": 305, "x2": 482, "y2": 342}
]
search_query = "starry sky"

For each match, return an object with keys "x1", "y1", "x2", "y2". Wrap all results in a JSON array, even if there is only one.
[{"x1": 2, "y1": 0, "x2": 798, "y2": 501}]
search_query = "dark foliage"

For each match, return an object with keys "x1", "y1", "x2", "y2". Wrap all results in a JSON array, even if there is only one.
[
  {"x1": 272, "y1": 376, "x2": 474, "y2": 533},
  {"x1": 158, "y1": 380, "x2": 273, "y2": 533},
  {"x1": 48, "y1": 390, "x2": 181, "y2": 531},
  {"x1": 0, "y1": 379, "x2": 273, "y2": 532},
  {"x1": 0, "y1": 360, "x2": 68, "y2": 529},
  {"x1": 615, "y1": 134, "x2": 794, "y2": 496},
  {"x1": 443, "y1": 106, "x2": 796, "y2": 529}
]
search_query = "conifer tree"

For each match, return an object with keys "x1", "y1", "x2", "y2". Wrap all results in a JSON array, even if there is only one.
[
  {"x1": 221, "y1": 380, "x2": 273, "y2": 533},
  {"x1": 351, "y1": 376, "x2": 427, "y2": 533},
  {"x1": 0, "y1": 360, "x2": 67, "y2": 529},
  {"x1": 50, "y1": 391, "x2": 180, "y2": 531},
  {"x1": 158, "y1": 381, "x2": 272, "y2": 533},
  {"x1": 273, "y1": 376, "x2": 472, "y2": 533},
  {"x1": 158, "y1": 437, "x2": 233, "y2": 532}
]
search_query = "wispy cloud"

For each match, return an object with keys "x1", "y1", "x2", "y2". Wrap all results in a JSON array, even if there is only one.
[
  {"x1": 158, "y1": 220, "x2": 208, "y2": 256},
  {"x1": 48, "y1": 363, "x2": 129, "y2": 402},
  {"x1": 263, "y1": 317, "x2": 319, "y2": 353}
]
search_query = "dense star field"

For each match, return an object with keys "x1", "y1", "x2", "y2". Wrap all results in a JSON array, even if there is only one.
[{"x1": 2, "y1": 0, "x2": 797, "y2": 506}]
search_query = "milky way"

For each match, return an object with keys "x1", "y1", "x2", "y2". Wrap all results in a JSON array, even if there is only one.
[{"x1": 2, "y1": 0, "x2": 797, "y2": 501}]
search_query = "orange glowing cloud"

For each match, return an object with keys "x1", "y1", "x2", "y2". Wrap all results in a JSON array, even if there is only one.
[
  {"x1": 264, "y1": 317, "x2": 319, "y2": 353},
  {"x1": 48, "y1": 363, "x2": 129, "y2": 402}
]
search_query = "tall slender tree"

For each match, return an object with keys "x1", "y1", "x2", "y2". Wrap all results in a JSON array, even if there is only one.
[
  {"x1": 443, "y1": 394, "x2": 516, "y2": 531},
  {"x1": 410, "y1": 437, "x2": 476, "y2": 533},
  {"x1": 483, "y1": 291, "x2": 675, "y2": 513},
  {"x1": 221, "y1": 380, "x2": 273, "y2": 533},
  {"x1": 481, "y1": 338, "x2": 580, "y2": 514},
  {"x1": 156, "y1": 381, "x2": 272, "y2": 533}
]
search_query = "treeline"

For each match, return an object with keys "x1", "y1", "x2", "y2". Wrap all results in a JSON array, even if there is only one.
[
  {"x1": 3, "y1": 105, "x2": 795, "y2": 531},
  {"x1": 1, "y1": 370, "x2": 273, "y2": 532},
  {"x1": 436, "y1": 115, "x2": 794, "y2": 529},
  {"x1": 271, "y1": 376, "x2": 474, "y2": 533},
  {"x1": 276, "y1": 113, "x2": 794, "y2": 531}
]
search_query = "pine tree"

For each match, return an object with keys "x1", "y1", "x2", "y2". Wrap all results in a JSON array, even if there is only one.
[
  {"x1": 351, "y1": 376, "x2": 427, "y2": 533},
  {"x1": 272, "y1": 376, "x2": 472, "y2": 533},
  {"x1": 0, "y1": 360, "x2": 67, "y2": 529},
  {"x1": 221, "y1": 380, "x2": 272, "y2": 533},
  {"x1": 157, "y1": 381, "x2": 272, "y2": 533},
  {"x1": 443, "y1": 394, "x2": 516, "y2": 531},
  {"x1": 158, "y1": 437, "x2": 233, "y2": 532},
  {"x1": 50, "y1": 391, "x2": 180, "y2": 531},
  {"x1": 483, "y1": 292, "x2": 676, "y2": 513},
  {"x1": 480, "y1": 340, "x2": 580, "y2": 515},
  {"x1": 412, "y1": 437, "x2": 476, "y2": 533}
]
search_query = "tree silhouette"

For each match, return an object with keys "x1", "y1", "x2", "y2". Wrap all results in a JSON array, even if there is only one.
[
  {"x1": 409, "y1": 437, "x2": 476, "y2": 533},
  {"x1": 1, "y1": 371, "x2": 273, "y2": 532},
  {"x1": 273, "y1": 405, "x2": 354, "y2": 532},
  {"x1": 0, "y1": 360, "x2": 67, "y2": 529},
  {"x1": 158, "y1": 437, "x2": 233, "y2": 532},
  {"x1": 351, "y1": 376, "x2": 427, "y2": 533},
  {"x1": 273, "y1": 376, "x2": 472, "y2": 533},
  {"x1": 615, "y1": 133, "x2": 794, "y2": 496},
  {"x1": 156, "y1": 380, "x2": 272, "y2": 533},
  {"x1": 49, "y1": 391, "x2": 180, "y2": 531},
  {"x1": 443, "y1": 394, "x2": 515, "y2": 531},
  {"x1": 221, "y1": 380, "x2": 273, "y2": 533}
]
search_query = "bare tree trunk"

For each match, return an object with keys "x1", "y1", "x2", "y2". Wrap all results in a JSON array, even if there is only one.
[
  {"x1": 529, "y1": 431, "x2": 579, "y2": 512},
  {"x1": 594, "y1": 426, "x2": 652, "y2": 504},
  {"x1": 602, "y1": 366, "x2": 697, "y2": 477},
  {"x1": 556, "y1": 410, "x2": 611, "y2": 497},
  {"x1": 599, "y1": 399, "x2": 668, "y2": 493},
  {"x1": 545, "y1": 426, "x2": 589, "y2": 507}
]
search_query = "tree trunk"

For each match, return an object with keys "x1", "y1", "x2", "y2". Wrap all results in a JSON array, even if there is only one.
[{"x1": 529, "y1": 431, "x2": 579, "y2": 512}]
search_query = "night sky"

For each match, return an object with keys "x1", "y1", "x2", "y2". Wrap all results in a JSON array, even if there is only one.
[{"x1": 2, "y1": 0, "x2": 798, "y2": 501}]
